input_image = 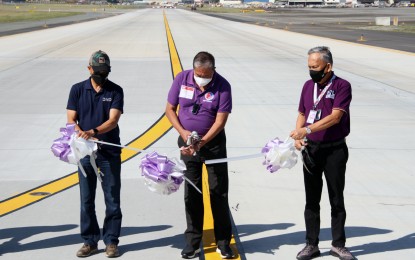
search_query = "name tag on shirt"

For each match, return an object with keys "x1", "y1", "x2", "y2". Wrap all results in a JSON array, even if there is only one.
[{"x1": 179, "y1": 85, "x2": 195, "y2": 99}]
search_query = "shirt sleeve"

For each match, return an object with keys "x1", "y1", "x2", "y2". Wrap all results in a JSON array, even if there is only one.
[
  {"x1": 218, "y1": 82, "x2": 232, "y2": 113},
  {"x1": 167, "y1": 72, "x2": 183, "y2": 106},
  {"x1": 111, "y1": 86, "x2": 124, "y2": 114},
  {"x1": 298, "y1": 82, "x2": 308, "y2": 114},
  {"x1": 333, "y1": 80, "x2": 352, "y2": 112},
  {"x1": 66, "y1": 84, "x2": 79, "y2": 111}
]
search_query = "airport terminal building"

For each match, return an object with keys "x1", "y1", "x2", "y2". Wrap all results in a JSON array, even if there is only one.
[
  {"x1": 281, "y1": 0, "x2": 340, "y2": 6},
  {"x1": 218, "y1": 0, "x2": 342, "y2": 5}
]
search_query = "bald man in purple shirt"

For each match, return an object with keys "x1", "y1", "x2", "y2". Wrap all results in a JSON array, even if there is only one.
[
  {"x1": 290, "y1": 46, "x2": 356, "y2": 260},
  {"x1": 165, "y1": 52, "x2": 235, "y2": 259}
]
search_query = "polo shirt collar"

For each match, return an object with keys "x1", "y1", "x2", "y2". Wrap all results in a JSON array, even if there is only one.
[
  {"x1": 317, "y1": 71, "x2": 335, "y2": 89},
  {"x1": 85, "y1": 77, "x2": 111, "y2": 92},
  {"x1": 85, "y1": 77, "x2": 94, "y2": 90}
]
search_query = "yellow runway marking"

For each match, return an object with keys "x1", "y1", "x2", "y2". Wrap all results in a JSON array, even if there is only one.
[
  {"x1": 202, "y1": 167, "x2": 241, "y2": 260},
  {"x1": 121, "y1": 114, "x2": 173, "y2": 162},
  {"x1": 0, "y1": 10, "x2": 243, "y2": 260},
  {"x1": 164, "y1": 11, "x2": 241, "y2": 259},
  {"x1": 0, "y1": 173, "x2": 79, "y2": 217},
  {"x1": 164, "y1": 11, "x2": 182, "y2": 78},
  {"x1": 0, "y1": 113, "x2": 173, "y2": 217}
]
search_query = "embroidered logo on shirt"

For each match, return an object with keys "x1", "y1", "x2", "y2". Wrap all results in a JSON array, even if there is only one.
[
  {"x1": 326, "y1": 90, "x2": 335, "y2": 99},
  {"x1": 204, "y1": 92, "x2": 215, "y2": 102},
  {"x1": 102, "y1": 97, "x2": 112, "y2": 102}
]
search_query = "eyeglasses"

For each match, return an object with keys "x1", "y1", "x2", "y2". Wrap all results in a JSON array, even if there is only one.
[{"x1": 192, "y1": 103, "x2": 201, "y2": 115}]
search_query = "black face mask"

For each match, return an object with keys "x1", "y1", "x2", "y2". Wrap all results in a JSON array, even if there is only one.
[
  {"x1": 309, "y1": 66, "x2": 327, "y2": 83},
  {"x1": 91, "y1": 72, "x2": 109, "y2": 86}
]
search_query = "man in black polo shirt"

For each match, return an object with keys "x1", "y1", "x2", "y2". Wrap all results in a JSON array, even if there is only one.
[{"x1": 67, "y1": 50, "x2": 124, "y2": 258}]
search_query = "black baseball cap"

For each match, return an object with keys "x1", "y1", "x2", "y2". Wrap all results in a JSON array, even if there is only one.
[{"x1": 89, "y1": 50, "x2": 111, "y2": 72}]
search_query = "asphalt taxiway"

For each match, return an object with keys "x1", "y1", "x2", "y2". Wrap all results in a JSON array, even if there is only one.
[{"x1": 203, "y1": 7, "x2": 415, "y2": 52}]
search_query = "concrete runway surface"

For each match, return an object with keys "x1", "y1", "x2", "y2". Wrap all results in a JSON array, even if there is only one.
[{"x1": 0, "y1": 8, "x2": 415, "y2": 260}]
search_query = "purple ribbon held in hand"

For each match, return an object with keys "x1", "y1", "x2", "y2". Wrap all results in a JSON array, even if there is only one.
[
  {"x1": 51, "y1": 124, "x2": 77, "y2": 163},
  {"x1": 140, "y1": 151, "x2": 201, "y2": 195},
  {"x1": 51, "y1": 124, "x2": 101, "y2": 181},
  {"x1": 261, "y1": 137, "x2": 298, "y2": 173}
]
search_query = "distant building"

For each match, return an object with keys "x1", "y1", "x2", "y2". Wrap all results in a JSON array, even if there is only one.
[
  {"x1": 324, "y1": 0, "x2": 340, "y2": 4},
  {"x1": 285, "y1": 0, "x2": 339, "y2": 5},
  {"x1": 219, "y1": 0, "x2": 242, "y2": 5},
  {"x1": 243, "y1": 0, "x2": 270, "y2": 2},
  {"x1": 345, "y1": 0, "x2": 357, "y2": 5},
  {"x1": 358, "y1": 0, "x2": 374, "y2": 4},
  {"x1": 287, "y1": 0, "x2": 323, "y2": 5}
]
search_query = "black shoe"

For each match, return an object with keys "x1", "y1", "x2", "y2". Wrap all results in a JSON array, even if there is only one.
[
  {"x1": 216, "y1": 245, "x2": 235, "y2": 259},
  {"x1": 181, "y1": 247, "x2": 201, "y2": 259}
]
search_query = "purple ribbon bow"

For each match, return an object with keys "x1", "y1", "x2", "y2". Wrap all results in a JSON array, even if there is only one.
[
  {"x1": 261, "y1": 138, "x2": 284, "y2": 154},
  {"x1": 261, "y1": 138, "x2": 284, "y2": 173},
  {"x1": 51, "y1": 123, "x2": 76, "y2": 163},
  {"x1": 261, "y1": 137, "x2": 298, "y2": 173},
  {"x1": 140, "y1": 151, "x2": 184, "y2": 193}
]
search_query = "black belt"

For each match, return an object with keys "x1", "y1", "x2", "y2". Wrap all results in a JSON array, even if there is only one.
[{"x1": 306, "y1": 138, "x2": 346, "y2": 148}]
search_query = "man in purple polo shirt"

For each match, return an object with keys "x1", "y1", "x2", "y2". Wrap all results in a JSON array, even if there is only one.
[
  {"x1": 165, "y1": 52, "x2": 234, "y2": 259},
  {"x1": 290, "y1": 46, "x2": 356, "y2": 260}
]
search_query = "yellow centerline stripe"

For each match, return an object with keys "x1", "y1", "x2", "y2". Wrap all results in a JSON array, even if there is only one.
[
  {"x1": 0, "y1": 173, "x2": 79, "y2": 217},
  {"x1": 0, "y1": 18, "x2": 180, "y2": 218},
  {"x1": 202, "y1": 167, "x2": 241, "y2": 260},
  {"x1": 164, "y1": 11, "x2": 183, "y2": 78},
  {"x1": 164, "y1": 11, "x2": 240, "y2": 259},
  {"x1": 0, "y1": 12, "x2": 180, "y2": 218},
  {"x1": 0, "y1": 113, "x2": 173, "y2": 217},
  {"x1": 121, "y1": 114, "x2": 173, "y2": 162},
  {"x1": 164, "y1": 11, "x2": 241, "y2": 259}
]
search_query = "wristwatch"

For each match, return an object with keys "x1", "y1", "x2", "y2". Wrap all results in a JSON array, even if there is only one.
[
  {"x1": 305, "y1": 126, "x2": 312, "y2": 135},
  {"x1": 93, "y1": 128, "x2": 99, "y2": 136}
]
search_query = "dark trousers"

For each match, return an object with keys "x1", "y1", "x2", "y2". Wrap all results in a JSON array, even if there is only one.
[
  {"x1": 178, "y1": 131, "x2": 232, "y2": 250},
  {"x1": 303, "y1": 142, "x2": 348, "y2": 247},
  {"x1": 78, "y1": 155, "x2": 122, "y2": 247}
]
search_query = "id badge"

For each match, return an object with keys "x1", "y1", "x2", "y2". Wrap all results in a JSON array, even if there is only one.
[
  {"x1": 179, "y1": 85, "x2": 195, "y2": 99},
  {"x1": 315, "y1": 109, "x2": 322, "y2": 120},
  {"x1": 307, "y1": 110, "x2": 318, "y2": 124}
]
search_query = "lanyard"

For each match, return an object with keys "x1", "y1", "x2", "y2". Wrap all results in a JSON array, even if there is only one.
[{"x1": 313, "y1": 75, "x2": 336, "y2": 109}]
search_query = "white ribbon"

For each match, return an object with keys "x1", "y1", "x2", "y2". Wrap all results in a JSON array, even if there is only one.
[
  {"x1": 92, "y1": 139, "x2": 147, "y2": 153},
  {"x1": 262, "y1": 137, "x2": 298, "y2": 173},
  {"x1": 68, "y1": 135, "x2": 102, "y2": 182},
  {"x1": 204, "y1": 137, "x2": 298, "y2": 173},
  {"x1": 204, "y1": 153, "x2": 262, "y2": 165}
]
